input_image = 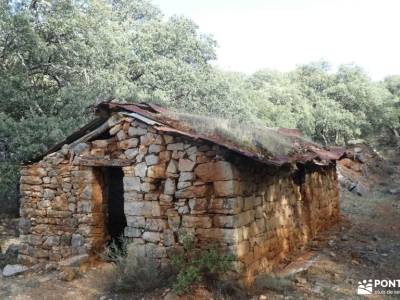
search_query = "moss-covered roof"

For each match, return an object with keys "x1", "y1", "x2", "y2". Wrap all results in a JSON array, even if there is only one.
[{"x1": 29, "y1": 101, "x2": 344, "y2": 166}]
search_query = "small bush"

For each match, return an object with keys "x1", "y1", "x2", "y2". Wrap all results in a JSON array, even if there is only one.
[
  {"x1": 210, "y1": 280, "x2": 249, "y2": 300},
  {"x1": 171, "y1": 234, "x2": 235, "y2": 295},
  {"x1": 253, "y1": 274, "x2": 294, "y2": 293},
  {"x1": 102, "y1": 238, "x2": 172, "y2": 294}
]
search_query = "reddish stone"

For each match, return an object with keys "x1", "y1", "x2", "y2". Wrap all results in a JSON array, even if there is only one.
[
  {"x1": 175, "y1": 185, "x2": 210, "y2": 199},
  {"x1": 178, "y1": 159, "x2": 196, "y2": 172},
  {"x1": 147, "y1": 164, "x2": 166, "y2": 178},
  {"x1": 213, "y1": 180, "x2": 241, "y2": 197},
  {"x1": 20, "y1": 176, "x2": 42, "y2": 185},
  {"x1": 182, "y1": 215, "x2": 212, "y2": 228},
  {"x1": 195, "y1": 161, "x2": 239, "y2": 182},
  {"x1": 118, "y1": 138, "x2": 139, "y2": 150}
]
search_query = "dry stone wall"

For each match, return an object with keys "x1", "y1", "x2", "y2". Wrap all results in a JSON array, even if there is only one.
[
  {"x1": 19, "y1": 113, "x2": 339, "y2": 281},
  {"x1": 227, "y1": 165, "x2": 339, "y2": 280},
  {"x1": 19, "y1": 160, "x2": 107, "y2": 265}
]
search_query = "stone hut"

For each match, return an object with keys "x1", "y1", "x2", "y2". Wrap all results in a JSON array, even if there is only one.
[{"x1": 19, "y1": 102, "x2": 343, "y2": 280}]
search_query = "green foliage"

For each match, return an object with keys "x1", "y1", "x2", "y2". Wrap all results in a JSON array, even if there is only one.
[
  {"x1": 383, "y1": 75, "x2": 400, "y2": 132},
  {"x1": 0, "y1": 0, "x2": 218, "y2": 211},
  {"x1": 384, "y1": 75, "x2": 400, "y2": 99},
  {"x1": 171, "y1": 234, "x2": 234, "y2": 295},
  {"x1": 0, "y1": 161, "x2": 19, "y2": 214},
  {"x1": 101, "y1": 236, "x2": 233, "y2": 296},
  {"x1": 247, "y1": 62, "x2": 400, "y2": 145},
  {"x1": 0, "y1": 0, "x2": 400, "y2": 213}
]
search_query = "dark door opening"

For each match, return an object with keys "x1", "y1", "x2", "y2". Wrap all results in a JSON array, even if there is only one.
[{"x1": 102, "y1": 167, "x2": 127, "y2": 242}]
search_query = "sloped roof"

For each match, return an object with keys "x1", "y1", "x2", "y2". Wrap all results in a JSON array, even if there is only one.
[{"x1": 31, "y1": 102, "x2": 344, "y2": 166}]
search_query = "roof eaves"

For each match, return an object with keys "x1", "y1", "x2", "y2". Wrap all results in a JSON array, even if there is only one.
[
  {"x1": 120, "y1": 111, "x2": 163, "y2": 126},
  {"x1": 24, "y1": 117, "x2": 108, "y2": 164}
]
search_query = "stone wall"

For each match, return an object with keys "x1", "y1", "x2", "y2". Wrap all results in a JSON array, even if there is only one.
[
  {"x1": 19, "y1": 159, "x2": 109, "y2": 265},
  {"x1": 19, "y1": 113, "x2": 339, "y2": 280},
  {"x1": 227, "y1": 164, "x2": 339, "y2": 280}
]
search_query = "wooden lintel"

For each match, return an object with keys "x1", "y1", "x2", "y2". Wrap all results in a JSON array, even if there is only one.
[{"x1": 73, "y1": 157, "x2": 133, "y2": 167}]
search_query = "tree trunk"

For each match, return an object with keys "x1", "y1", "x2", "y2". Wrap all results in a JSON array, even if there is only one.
[{"x1": 392, "y1": 128, "x2": 400, "y2": 149}]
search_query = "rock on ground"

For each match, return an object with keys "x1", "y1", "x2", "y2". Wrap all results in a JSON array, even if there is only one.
[
  {"x1": 2, "y1": 264, "x2": 29, "y2": 277},
  {"x1": 59, "y1": 266, "x2": 78, "y2": 282},
  {"x1": 59, "y1": 254, "x2": 89, "y2": 267},
  {"x1": 0, "y1": 244, "x2": 19, "y2": 269}
]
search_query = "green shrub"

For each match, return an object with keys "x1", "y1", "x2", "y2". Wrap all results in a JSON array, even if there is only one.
[
  {"x1": 0, "y1": 162, "x2": 20, "y2": 215},
  {"x1": 171, "y1": 234, "x2": 235, "y2": 295}
]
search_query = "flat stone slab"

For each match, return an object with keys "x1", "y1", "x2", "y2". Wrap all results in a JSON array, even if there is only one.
[
  {"x1": 59, "y1": 254, "x2": 89, "y2": 267},
  {"x1": 2, "y1": 264, "x2": 29, "y2": 277},
  {"x1": 274, "y1": 252, "x2": 319, "y2": 277}
]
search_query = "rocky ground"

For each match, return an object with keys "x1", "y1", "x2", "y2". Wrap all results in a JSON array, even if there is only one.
[
  {"x1": 0, "y1": 217, "x2": 20, "y2": 269},
  {"x1": 250, "y1": 187, "x2": 400, "y2": 299},
  {"x1": 1, "y1": 144, "x2": 400, "y2": 299}
]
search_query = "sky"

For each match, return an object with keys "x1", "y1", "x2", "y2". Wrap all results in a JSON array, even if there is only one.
[{"x1": 152, "y1": 0, "x2": 400, "y2": 80}]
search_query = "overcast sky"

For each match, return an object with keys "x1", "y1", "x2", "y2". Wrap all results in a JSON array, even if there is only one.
[{"x1": 153, "y1": 0, "x2": 400, "y2": 80}]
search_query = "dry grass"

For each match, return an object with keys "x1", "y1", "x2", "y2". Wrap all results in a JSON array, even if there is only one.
[
  {"x1": 208, "y1": 279, "x2": 249, "y2": 300},
  {"x1": 253, "y1": 274, "x2": 295, "y2": 293},
  {"x1": 166, "y1": 111, "x2": 315, "y2": 158},
  {"x1": 101, "y1": 239, "x2": 173, "y2": 296}
]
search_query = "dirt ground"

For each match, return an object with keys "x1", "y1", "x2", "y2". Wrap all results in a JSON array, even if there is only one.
[
  {"x1": 1, "y1": 148, "x2": 400, "y2": 299},
  {"x1": 251, "y1": 187, "x2": 400, "y2": 299}
]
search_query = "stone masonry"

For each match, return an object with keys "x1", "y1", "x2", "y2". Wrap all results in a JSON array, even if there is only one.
[{"x1": 19, "y1": 113, "x2": 339, "y2": 281}]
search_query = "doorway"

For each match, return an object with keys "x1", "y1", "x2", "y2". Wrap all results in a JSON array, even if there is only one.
[{"x1": 102, "y1": 167, "x2": 127, "y2": 242}]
